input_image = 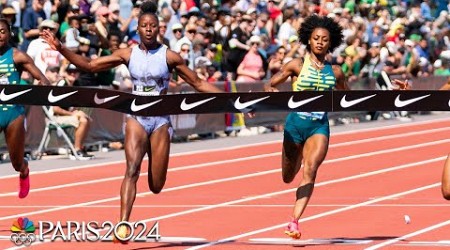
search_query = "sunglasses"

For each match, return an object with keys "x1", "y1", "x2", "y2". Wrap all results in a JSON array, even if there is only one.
[
  {"x1": 42, "y1": 27, "x2": 54, "y2": 31},
  {"x1": 251, "y1": 42, "x2": 259, "y2": 46},
  {"x1": 173, "y1": 29, "x2": 182, "y2": 33},
  {"x1": 187, "y1": 30, "x2": 197, "y2": 34},
  {"x1": 181, "y1": 48, "x2": 190, "y2": 52}
]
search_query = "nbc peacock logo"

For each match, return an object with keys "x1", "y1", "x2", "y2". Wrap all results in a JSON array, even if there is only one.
[{"x1": 10, "y1": 217, "x2": 37, "y2": 246}]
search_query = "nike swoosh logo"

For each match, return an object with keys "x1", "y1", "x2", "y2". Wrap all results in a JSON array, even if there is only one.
[
  {"x1": 340, "y1": 94, "x2": 377, "y2": 108},
  {"x1": 0, "y1": 58, "x2": 7, "y2": 64},
  {"x1": 0, "y1": 88, "x2": 32, "y2": 101},
  {"x1": 130, "y1": 99, "x2": 162, "y2": 112},
  {"x1": 288, "y1": 95, "x2": 323, "y2": 109},
  {"x1": 94, "y1": 93, "x2": 120, "y2": 105},
  {"x1": 234, "y1": 96, "x2": 270, "y2": 110},
  {"x1": 48, "y1": 90, "x2": 78, "y2": 103},
  {"x1": 180, "y1": 97, "x2": 216, "y2": 111},
  {"x1": 394, "y1": 94, "x2": 430, "y2": 107}
]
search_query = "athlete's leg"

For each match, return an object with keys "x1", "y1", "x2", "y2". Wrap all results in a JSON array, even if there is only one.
[
  {"x1": 281, "y1": 139, "x2": 304, "y2": 183},
  {"x1": 120, "y1": 117, "x2": 148, "y2": 222},
  {"x1": 147, "y1": 124, "x2": 171, "y2": 194},
  {"x1": 442, "y1": 153, "x2": 450, "y2": 200},
  {"x1": 292, "y1": 134, "x2": 329, "y2": 220},
  {"x1": 5, "y1": 115, "x2": 29, "y2": 198}
]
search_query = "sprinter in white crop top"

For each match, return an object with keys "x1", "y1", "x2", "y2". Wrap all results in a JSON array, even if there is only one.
[{"x1": 41, "y1": 1, "x2": 222, "y2": 242}]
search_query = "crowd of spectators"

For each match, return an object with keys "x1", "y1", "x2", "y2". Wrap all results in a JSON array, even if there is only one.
[{"x1": 0, "y1": 0, "x2": 448, "y2": 89}]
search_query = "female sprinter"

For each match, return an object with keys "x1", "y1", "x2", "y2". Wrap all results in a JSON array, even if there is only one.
[
  {"x1": 41, "y1": 1, "x2": 222, "y2": 240},
  {"x1": 0, "y1": 18, "x2": 50, "y2": 198},
  {"x1": 265, "y1": 15, "x2": 410, "y2": 239},
  {"x1": 264, "y1": 15, "x2": 347, "y2": 239}
]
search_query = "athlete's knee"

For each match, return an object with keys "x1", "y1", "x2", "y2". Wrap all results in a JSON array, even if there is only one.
[
  {"x1": 443, "y1": 187, "x2": 450, "y2": 200},
  {"x1": 124, "y1": 165, "x2": 140, "y2": 180},
  {"x1": 149, "y1": 179, "x2": 166, "y2": 194},
  {"x1": 302, "y1": 161, "x2": 319, "y2": 182},
  {"x1": 282, "y1": 171, "x2": 295, "y2": 184}
]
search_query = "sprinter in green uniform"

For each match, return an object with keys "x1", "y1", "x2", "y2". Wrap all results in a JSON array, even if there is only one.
[
  {"x1": 0, "y1": 18, "x2": 50, "y2": 198},
  {"x1": 265, "y1": 15, "x2": 348, "y2": 239}
]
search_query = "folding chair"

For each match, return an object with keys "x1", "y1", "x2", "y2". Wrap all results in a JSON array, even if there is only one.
[{"x1": 34, "y1": 106, "x2": 80, "y2": 160}]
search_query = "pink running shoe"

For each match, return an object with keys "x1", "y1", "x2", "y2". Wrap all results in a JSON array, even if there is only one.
[
  {"x1": 18, "y1": 175, "x2": 30, "y2": 199},
  {"x1": 285, "y1": 219, "x2": 301, "y2": 239}
]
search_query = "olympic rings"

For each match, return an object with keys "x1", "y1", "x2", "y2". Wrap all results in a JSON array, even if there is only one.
[{"x1": 10, "y1": 233, "x2": 36, "y2": 246}]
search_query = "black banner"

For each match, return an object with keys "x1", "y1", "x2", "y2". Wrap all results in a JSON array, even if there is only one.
[{"x1": 1, "y1": 85, "x2": 450, "y2": 115}]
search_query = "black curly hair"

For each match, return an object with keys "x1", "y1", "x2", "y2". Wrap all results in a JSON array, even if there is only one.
[
  {"x1": 139, "y1": 0, "x2": 158, "y2": 20},
  {"x1": 298, "y1": 15, "x2": 343, "y2": 53}
]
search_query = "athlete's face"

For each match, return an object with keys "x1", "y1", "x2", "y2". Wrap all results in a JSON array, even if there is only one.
[
  {"x1": 138, "y1": 14, "x2": 159, "y2": 45},
  {"x1": 0, "y1": 22, "x2": 10, "y2": 48},
  {"x1": 309, "y1": 28, "x2": 330, "y2": 56}
]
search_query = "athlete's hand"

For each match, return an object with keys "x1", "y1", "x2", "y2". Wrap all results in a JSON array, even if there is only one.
[
  {"x1": 393, "y1": 79, "x2": 410, "y2": 90},
  {"x1": 40, "y1": 29, "x2": 62, "y2": 51}
]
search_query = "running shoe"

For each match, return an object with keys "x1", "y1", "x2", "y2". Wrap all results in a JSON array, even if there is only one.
[
  {"x1": 112, "y1": 223, "x2": 130, "y2": 244},
  {"x1": 69, "y1": 149, "x2": 94, "y2": 160},
  {"x1": 285, "y1": 219, "x2": 301, "y2": 239},
  {"x1": 18, "y1": 175, "x2": 30, "y2": 199}
]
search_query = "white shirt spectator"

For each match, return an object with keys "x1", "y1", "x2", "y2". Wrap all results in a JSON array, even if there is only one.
[{"x1": 27, "y1": 37, "x2": 63, "y2": 74}]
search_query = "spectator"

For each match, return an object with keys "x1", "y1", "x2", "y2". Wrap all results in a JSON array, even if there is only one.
[
  {"x1": 236, "y1": 35, "x2": 267, "y2": 83},
  {"x1": 1, "y1": 7, "x2": 20, "y2": 48},
  {"x1": 225, "y1": 14, "x2": 254, "y2": 79},
  {"x1": 174, "y1": 23, "x2": 197, "y2": 69},
  {"x1": 96, "y1": 31, "x2": 123, "y2": 87},
  {"x1": 64, "y1": 16, "x2": 81, "y2": 51},
  {"x1": 27, "y1": 19, "x2": 62, "y2": 76},
  {"x1": 94, "y1": 6, "x2": 111, "y2": 43},
  {"x1": 169, "y1": 23, "x2": 183, "y2": 50},
  {"x1": 52, "y1": 64, "x2": 94, "y2": 160},
  {"x1": 157, "y1": 19, "x2": 170, "y2": 47},
  {"x1": 20, "y1": 0, "x2": 47, "y2": 52},
  {"x1": 433, "y1": 59, "x2": 450, "y2": 76},
  {"x1": 59, "y1": 4, "x2": 80, "y2": 38}
]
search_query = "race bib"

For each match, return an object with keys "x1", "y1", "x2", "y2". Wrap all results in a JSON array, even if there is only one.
[
  {"x1": 0, "y1": 74, "x2": 10, "y2": 85},
  {"x1": 297, "y1": 112, "x2": 325, "y2": 120}
]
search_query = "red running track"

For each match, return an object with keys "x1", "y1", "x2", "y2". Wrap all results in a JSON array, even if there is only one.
[{"x1": 1, "y1": 118, "x2": 450, "y2": 249}]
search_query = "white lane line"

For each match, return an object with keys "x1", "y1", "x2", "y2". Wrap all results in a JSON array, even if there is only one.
[
  {"x1": 1, "y1": 204, "x2": 449, "y2": 208},
  {"x1": 1, "y1": 117, "x2": 448, "y2": 180},
  {"x1": 364, "y1": 220, "x2": 450, "y2": 249},
  {"x1": 186, "y1": 183, "x2": 441, "y2": 249},
  {"x1": 1, "y1": 134, "x2": 449, "y2": 198},
  {"x1": 4, "y1": 157, "x2": 444, "y2": 249}
]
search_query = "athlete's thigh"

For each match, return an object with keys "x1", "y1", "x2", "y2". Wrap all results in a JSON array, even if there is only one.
[
  {"x1": 302, "y1": 133, "x2": 329, "y2": 168},
  {"x1": 5, "y1": 115, "x2": 25, "y2": 164},
  {"x1": 124, "y1": 117, "x2": 148, "y2": 168},
  {"x1": 148, "y1": 123, "x2": 171, "y2": 178}
]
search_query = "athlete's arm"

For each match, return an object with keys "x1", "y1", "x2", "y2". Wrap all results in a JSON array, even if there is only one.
[
  {"x1": 167, "y1": 49, "x2": 222, "y2": 93},
  {"x1": 40, "y1": 29, "x2": 129, "y2": 73},
  {"x1": 265, "y1": 58, "x2": 301, "y2": 92},
  {"x1": 333, "y1": 65, "x2": 349, "y2": 90},
  {"x1": 13, "y1": 49, "x2": 50, "y2": 86}
]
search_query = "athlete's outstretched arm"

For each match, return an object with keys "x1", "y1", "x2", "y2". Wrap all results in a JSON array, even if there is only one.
[
  {"x1": 265, "y1": 58, "x2": 302, "y2": 92},
  {"x1": 40, "y1": 29, "x2": 129, "y2": 73},
  {"x1": 167, "y1": 50, "x2": 222, "y2": 93},
  {"x1": 13, "y1": 49, "x2": 50, "y2": 86}
]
